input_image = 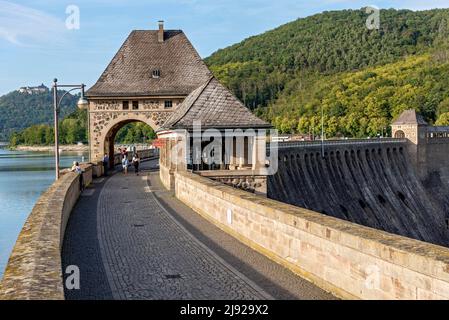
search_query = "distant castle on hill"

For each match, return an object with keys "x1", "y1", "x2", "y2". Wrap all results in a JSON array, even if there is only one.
[{"x1": 18, "y1": 84, "x2": 48, "y2": 94}]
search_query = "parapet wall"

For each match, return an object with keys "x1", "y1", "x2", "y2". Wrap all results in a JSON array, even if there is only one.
[
  {"x1": 0, "y1": 166, "x2": 93, "y2": 300},
  {"x1": 175, "y1": 170, "x2": 449, "y2": 300},
  {"x1": 160, "y1": 164, "x2": 175, "y2": 190}
]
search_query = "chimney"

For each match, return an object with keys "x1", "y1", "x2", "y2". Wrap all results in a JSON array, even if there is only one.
[{"x1": 158, "y1": 20, "x2": 164, "y2": 43}]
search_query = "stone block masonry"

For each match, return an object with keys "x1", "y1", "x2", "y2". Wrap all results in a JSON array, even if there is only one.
[{"x1": 174, "y1": 171, "x2": 449, "y2": 300}]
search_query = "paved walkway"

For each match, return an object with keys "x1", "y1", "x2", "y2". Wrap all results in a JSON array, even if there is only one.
[{"x1": 62, "y1": 160, "x2": 335, "y2": 300}]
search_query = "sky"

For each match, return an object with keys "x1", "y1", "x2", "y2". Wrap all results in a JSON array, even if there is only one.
[{"x1": 0, "y1": 0, "x2": 449, "y2": 95}]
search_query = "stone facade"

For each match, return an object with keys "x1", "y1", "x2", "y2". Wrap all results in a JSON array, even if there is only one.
[
  {"x1": 198, "y1": 170, "x2": 267, "y2": 195},
  {"x1": 88, "y1": 98, "x2": 183, "y2": 162}
]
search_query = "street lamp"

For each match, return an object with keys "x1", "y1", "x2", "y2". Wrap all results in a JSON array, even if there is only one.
[
  {"x1": 52, "y1": 79, "x2": 89, "y2": 180},
  {"x1": 321, "y1": 104, "x2": 325, "y2": 158}
]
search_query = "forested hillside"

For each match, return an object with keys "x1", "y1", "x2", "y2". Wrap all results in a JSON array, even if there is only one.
[
  {"x1": 206, "y1": 8, "x2": 449, "y2": 136},
  {"x1": 0, "y1": 90, "x2": 78, "y2": 140},
  {"x1": 9, "y1": 109, "x2": 156, "y2": 147},
  {"x1": 264, "y1": 54, "x2": 449, "y2": 136}
]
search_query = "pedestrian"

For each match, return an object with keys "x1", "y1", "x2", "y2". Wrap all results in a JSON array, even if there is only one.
[
  {"x1": 122, "y1": 155, "x2": 129, "y2": 175},
  {"x1": 132, "y1": 153, "x2": 140, "y2": 175},
  {"x1": 71, "y1": 161, "x2": 84, "y2": 191},
  {"x1": 103, "y1": 153, "x2": 109, "y2": 176}
]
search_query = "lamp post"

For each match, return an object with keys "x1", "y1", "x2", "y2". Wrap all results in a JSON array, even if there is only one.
[
  {"x1": 321, "y1": 104, "x2": 325, "y2": 158},
  {"x1": 52, "y1": 79, "x2": 89, "y2": 180}
]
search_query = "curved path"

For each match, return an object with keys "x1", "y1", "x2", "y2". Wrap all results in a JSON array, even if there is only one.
[{"x1": 62, "y1": 159, "x2": 335, "y2": 300}]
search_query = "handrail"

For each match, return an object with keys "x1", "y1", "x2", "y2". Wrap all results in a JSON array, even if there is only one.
[{"x1": 273, "y1": 138, "x2": 407, "y2": 149}]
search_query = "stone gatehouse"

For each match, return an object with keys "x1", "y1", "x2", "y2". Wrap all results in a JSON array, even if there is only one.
[
  {"x1": 86, "y1": 21, "x2": 213, "y2": 163},
  {"x1": 86, "y1": 21, "x2": 272, "y2": 192}
]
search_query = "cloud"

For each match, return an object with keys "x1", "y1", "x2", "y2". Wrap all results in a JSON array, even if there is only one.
[{"x1": 0, "y1": 1, "x2": 66, "y2": 46}]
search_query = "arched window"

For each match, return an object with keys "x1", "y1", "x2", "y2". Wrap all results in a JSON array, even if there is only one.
[{"x1": 394, "y1": 130, "x2": 405, "y2": 138}]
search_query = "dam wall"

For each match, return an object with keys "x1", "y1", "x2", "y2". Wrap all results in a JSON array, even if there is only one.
[
  {"x1": 174, "y1": 170, "x2": 449, "y2": 299},
  {"x1": 268, "y1": 139, "x2": 449, "y2": 247},
  {"x1": 0, "y1": 165, "x2": 93, "y2": 300}
]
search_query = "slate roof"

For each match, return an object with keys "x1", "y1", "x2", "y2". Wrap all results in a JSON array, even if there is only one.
[
  {"x1": 160, "y1": 77, "x2": 271, "y2": 130},
  {"x1": 392, "y1": 109, "x2": 428, "y2": 126},
  {"x1": 86, "y1": 30, "x2": 212, "y2": 97}
]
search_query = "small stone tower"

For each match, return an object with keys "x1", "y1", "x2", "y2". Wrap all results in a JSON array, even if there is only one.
[{"x1": 391, "y1": 109, "x2": 428, "y2": 178}]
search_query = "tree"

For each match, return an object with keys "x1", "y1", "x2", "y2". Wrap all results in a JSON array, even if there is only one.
[{"x1": 436, "y1": 112, "x2": 449, "y2": 126}]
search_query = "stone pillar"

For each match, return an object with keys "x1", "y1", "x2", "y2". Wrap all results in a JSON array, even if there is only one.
[{"x1": 252, "y1": 135, "x2": 267, "y2": 172}]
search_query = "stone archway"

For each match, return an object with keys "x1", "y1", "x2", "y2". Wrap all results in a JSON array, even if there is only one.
[
  {"x1": 394, "y1": 130, "x2": 405, "y2": 139},
  {"x1": 103, "y1": 119, "x2": 152, "y2": 169},
  {"x1": 89, "y1": 107, "x2": 171, "y2": 163}
]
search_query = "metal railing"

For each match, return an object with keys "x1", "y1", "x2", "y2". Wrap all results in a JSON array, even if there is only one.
[{"x1": 273, "y1": 138, "x2": 407, "y2": 150}]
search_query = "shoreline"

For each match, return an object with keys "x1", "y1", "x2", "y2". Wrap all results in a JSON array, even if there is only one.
[
  {"x1": 9, "y1": 143, "x2": 153, "y2": 152},
  {"x1": 12, "y1": 145, "x2": 89, "y2": 152}
]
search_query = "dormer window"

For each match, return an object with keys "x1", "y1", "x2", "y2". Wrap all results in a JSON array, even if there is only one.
[
  {"x1": 152, "y1": 69, "x2": 161, "y2": 78},
  {"x1": 164, "y1": 100, "x2": 173, "y2": 109}
]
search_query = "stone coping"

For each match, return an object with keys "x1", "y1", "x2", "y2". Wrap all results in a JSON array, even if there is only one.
[
  {"x1": 0, "y1": 166, "x2": 92, "y2": 300},
  {"x1": 198, "y1": 170, "x2": 267, "y2": 177},
  {"x1": 176, "y1": 171, "x2": 449, "y2": 287}
]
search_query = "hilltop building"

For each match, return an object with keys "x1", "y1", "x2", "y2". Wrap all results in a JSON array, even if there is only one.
[{"x1": 18, "y1": 84, "x2": 48, "y2": 94}]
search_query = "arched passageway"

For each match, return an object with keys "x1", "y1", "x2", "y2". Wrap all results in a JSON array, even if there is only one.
[
  {"x1": 89, "y1": 110, "x2": 163, "y2": 165},
  {"x1": 103, "y1": 119, "x2": 156, "y2": 169},
  {"x1": 394, "y1": 130, "x2": 405, "y2": 138}
]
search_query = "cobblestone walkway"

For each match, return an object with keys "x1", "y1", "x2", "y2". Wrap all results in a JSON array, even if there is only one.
[{"x1": 63, "y1": 160, "x2": 335, "y2": 300}]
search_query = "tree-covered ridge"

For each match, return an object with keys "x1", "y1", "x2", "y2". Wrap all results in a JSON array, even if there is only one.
[
  {"x1": 9, "y1": 109, "x2": 87, "y2": 146},
  {"x1": 259, "y1": 54, "x2": 449, "y2": 137},
  {"x1": 9, "y1": 108, "x2": 156, "y2": 147},
  {"x1": 206, "y1": 8, "x2": 449, "y2": 111},
  {"x1": 0, "y1": 90, "x2": 78, "y2": 140}
]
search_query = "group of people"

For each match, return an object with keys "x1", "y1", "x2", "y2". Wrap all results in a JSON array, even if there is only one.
[
  {"x1": 71, "y1": 147, "x2": 141, "y2": 193},
  {"x1": 101, "y1": 147, "x2": 141, "y2": 176},
  {"x1": 121, "y1": 151, "x2": 140, "y2": 175}
]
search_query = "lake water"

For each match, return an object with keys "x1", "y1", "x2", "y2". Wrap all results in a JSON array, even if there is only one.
[{"x1": 0, "y1": 147, "x2": 88, "y2": 278}]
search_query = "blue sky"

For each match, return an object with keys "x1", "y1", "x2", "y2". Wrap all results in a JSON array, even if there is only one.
[{"x1": 0, "y1": 0, "x2": 448, "y2": 95}]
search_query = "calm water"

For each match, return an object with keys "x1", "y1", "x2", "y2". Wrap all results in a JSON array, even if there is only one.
[{"x1": 0, "y1": 147, "x2": 88, "y2": 278}]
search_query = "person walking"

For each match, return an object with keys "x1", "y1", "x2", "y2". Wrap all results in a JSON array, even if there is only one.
[
  {"x1": 122, "y1": 155, "x2": 129, "y2": 175},
  {"x1": 103, "y1": 154, "x2": 109, "y2": 176},
  {"x1": 132, "y1": 153, "x2": 140, "y2": 176}
]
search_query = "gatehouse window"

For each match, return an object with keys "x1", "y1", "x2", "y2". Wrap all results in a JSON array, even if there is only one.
[
  {"x1": 394, "y1": 130, "x2": 405, "y2": 138},
  {"x1": 122, "y1": 101, "x2": 129, "y2": 110},
  {"x1": 132, "y1": 101, "x2": 139, "y2": 110},
  {"x1": 164, "y1": 100, "x2": 173, "y2": 109},
  {"x1": 152, "y1": 69, "x2": 161, "y2": 78}
]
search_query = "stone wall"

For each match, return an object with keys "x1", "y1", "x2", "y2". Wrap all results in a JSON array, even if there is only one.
[
  {"x1": 198, "y1": 170, "x2": 267, "y2": 195},
  {"x1": 160, "y1": 164, "x2": 174, "y2": 190},
  {"x1": 0, "y1": 166, "x2": 92, "y2": 300},
  {"x1": 175, "y1": 171, "x2": 449, "y2": 300}
]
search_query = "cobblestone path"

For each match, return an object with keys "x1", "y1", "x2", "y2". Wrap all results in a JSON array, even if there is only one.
[{"x1": 63, "y1": 160, "x2": 335, "y2": 300}]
